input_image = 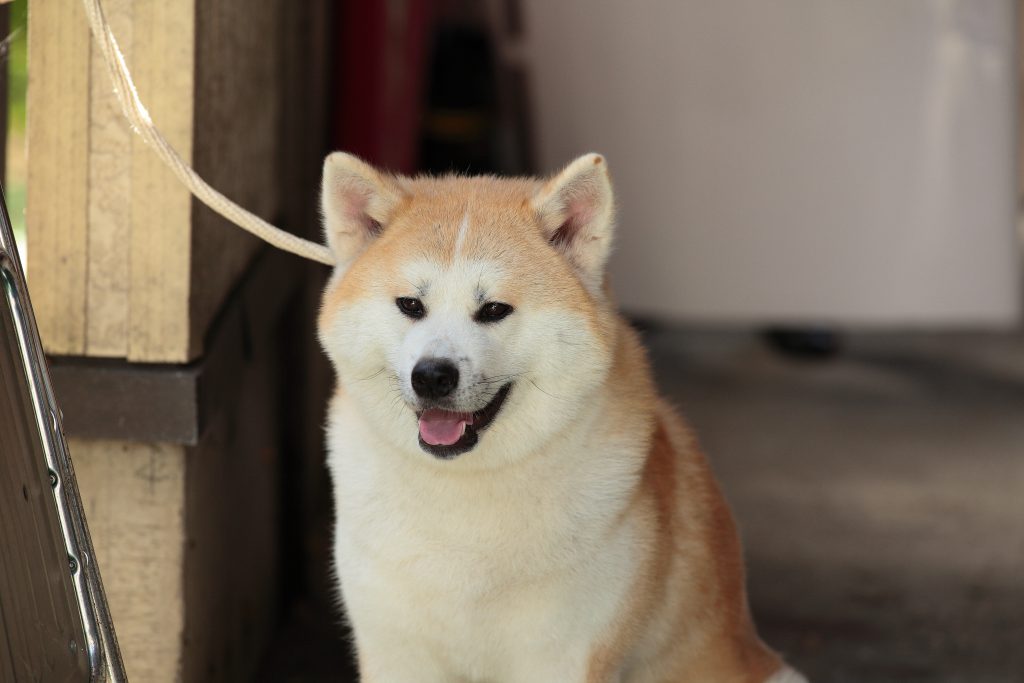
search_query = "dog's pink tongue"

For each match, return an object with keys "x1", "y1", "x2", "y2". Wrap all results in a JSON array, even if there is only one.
[{"x1": 418, "y1": 409, "x2": 471, "y2": 446}]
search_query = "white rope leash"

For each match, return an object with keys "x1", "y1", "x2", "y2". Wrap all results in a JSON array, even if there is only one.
[{"x1": 80, "y1": 0, "x2": 337, "y2": 266}]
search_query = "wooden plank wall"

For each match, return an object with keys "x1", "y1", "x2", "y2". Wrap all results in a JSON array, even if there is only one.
[
  {"x1": 179, "y1": 327, "x2": 282, "y2": 682},
  {"x1": 71, "y1": 439, "x2": 187, "y2": 682},
  {"x1": 70, "y1": 361, "x2": 282, "y2": 683},
  {"x1": 24, "y1": 2, "x2": 335, "y2": 679},
  {"x1": 28, "y1": 0, "x2": 194, "y2": 362},
  {"x1": 86, "y1": 0, "x2": 133, "y2": 357},
  {"x1": 27, "y1": 0, "x2": 276, "y2": 363},
  {"x1": 126, "y1": 1, "x2": 195, "y2": 361},
  {"x1": 25, "y1": 0, "x2": 91, "y2": 356},
  {"x1": 189, "y1": 0, "x2": 280, "y2": 357},
  {"x1": 24, "y1": 0, "x2": 329, "y2": 680}
]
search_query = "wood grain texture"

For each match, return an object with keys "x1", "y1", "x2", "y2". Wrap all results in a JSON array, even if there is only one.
[
  {"x1": 189, "y1": 0, "x2": 283, "y2": 358},
  {"x1": 63, "y1": 244, "x2": 299, "y2": 680},
  {"x1": 25, "y1": 0, "x2": 92, "y2": 355},
  {"x1": 181, "y1": 375, "x2": 280, "y2": 682},
  {"x1": 86, "y1": 0, "x2": 133, "y2": 357},
  {"x1": 29, "y1": 0, "x2": 301, "y2": 362},
  {"x1": 127, "y1": 0, "x2": 195, "y2": 362},
  {"x1": 71, "y1": 438, "x2": 187, "y2": 683}
]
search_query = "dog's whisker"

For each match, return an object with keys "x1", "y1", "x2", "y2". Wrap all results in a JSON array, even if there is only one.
[
  {"x1": 357, "y1": 367, "x2": 387, "y2": 382},
  {"x1": 476, "y1": 373, "x2": 523, "y2": 388},
  {"x1": 386, "y1": 390, "x2": 406, "y2": 413},
  {"x1": 528, "y1": 378, "x2": 567, "y2": 402}
]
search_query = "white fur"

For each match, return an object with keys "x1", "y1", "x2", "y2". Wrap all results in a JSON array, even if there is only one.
[
  {"x1": 320, "y1": 252, "x2": 613, "y2": 469},
  {"x1": 327, "y1": 393, "x2": 645, "y2": 681},
  {"x1": 321, "y1": 247, "x2": 644, "y2": 680},
  {"x1": 453, "y1": 211, "x2": 470, "y2": 256},
  {"x1": 765, "y1": 667, "x2": 810, "y2": 683},
  {"x1": 392, "y1": 258, "x2": 506, "y2": 411}
]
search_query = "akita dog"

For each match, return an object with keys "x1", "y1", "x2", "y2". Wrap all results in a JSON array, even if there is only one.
[{"x1": 317, "y1": 152, "x2": 807, "y2": 683}]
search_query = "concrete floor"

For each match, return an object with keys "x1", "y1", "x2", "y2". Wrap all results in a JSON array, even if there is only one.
[
  {"x1": 645, "y1": 328, "x2": 1024, "y2": 682},
  {"x1": 262, "y1": 328, "x2": 1024, "y2": 682}
]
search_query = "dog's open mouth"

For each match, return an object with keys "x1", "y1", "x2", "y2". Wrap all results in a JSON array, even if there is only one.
[{"x1": 417, "y1": 383, "x2": 512, "y2": 459}]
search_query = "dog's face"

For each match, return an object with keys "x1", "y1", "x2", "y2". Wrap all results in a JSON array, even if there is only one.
[{"x1": 318, "y1": 153, "x2": 618, "y2": 467}]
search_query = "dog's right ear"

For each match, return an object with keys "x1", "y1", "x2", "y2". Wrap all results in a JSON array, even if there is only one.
[
  {"x1": 321, "y1": 152, "x2": 405, "y2": 269},
  {"x1": 531, "y1": 153, "x2": 615, "y2": 295}
]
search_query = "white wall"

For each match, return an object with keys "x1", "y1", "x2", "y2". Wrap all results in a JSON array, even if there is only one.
[{"x1": 521, "y1": 0, "x2": 1020, "y2": 326}]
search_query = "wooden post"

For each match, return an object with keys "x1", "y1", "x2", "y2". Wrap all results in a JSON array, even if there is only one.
[
  {"x1": 25, "y1": 1, "x2": 333, "y2": 680},
  {"x1": 27, "y1": 0, "x2": 274, "y2": 364},
  {"x1": 71, "y1": 440, "x2": 188, "y2": 681},
  {"x1": 25, "y1": 0, "x2": 92, "y2": 356}
]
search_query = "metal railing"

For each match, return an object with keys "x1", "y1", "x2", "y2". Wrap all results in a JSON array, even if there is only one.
[{"x1": 0, "y1": 184, "x2": 126, "y2": 682}]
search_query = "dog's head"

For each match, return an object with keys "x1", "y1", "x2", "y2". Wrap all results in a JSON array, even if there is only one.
[{"x1": 318, "y1": 153, "x2": 618, "y2": 466}]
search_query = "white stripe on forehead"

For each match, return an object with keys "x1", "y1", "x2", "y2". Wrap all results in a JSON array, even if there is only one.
[{"x1": 453, "y1": 211, "x2": 470, "y2": 256}]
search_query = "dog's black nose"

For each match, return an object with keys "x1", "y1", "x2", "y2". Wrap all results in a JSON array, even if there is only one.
[{"x1": 411, "y1": 358, "x2": 459, "y2": 399}]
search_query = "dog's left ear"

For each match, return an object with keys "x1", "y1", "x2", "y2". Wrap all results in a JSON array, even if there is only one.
[
  {"x1": 531, "y1": 153, "x2": 615, "y2": 294},
  {"x1": 321, "y1": 152, "x2": 406, "y2": 272}
]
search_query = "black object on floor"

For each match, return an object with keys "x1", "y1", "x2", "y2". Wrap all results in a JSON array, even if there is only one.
[{"x1": 764, "y1": 327, "x2": 843, "y2": 360}]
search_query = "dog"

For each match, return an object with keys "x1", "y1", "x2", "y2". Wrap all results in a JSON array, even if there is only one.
[{"x1": 317, "y1": 152, "x2": 807, "y2": 682}]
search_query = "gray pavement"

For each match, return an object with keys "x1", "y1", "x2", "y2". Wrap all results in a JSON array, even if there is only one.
[{"x1": 646, "y1": 328, "x2": 1024, "y2": 683}]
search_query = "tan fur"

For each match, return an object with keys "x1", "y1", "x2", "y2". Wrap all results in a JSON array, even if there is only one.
[
  {"x1": 317, "y1": 153, "x2": 804, "y2": 682},
  {"x1": 579, "y1": 324, "x2": 783, "y2": 683}
]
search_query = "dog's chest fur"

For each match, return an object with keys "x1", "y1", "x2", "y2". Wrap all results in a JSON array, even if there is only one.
[{"x1": 326, "y1": 390, "x2": 649, "y2": 678}]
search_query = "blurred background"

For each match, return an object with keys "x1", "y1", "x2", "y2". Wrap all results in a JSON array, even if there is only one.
[{"x1": 5, "y1": 1, "x2": 1022, "y2": 681}]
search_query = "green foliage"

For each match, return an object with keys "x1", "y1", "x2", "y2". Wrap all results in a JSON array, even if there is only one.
[
  {"x1": 6, "y1": 0, "x2": 28, "y2": 246},
  {"x1": 7, "y1": 0, "x2": 27, "y2": 133}
]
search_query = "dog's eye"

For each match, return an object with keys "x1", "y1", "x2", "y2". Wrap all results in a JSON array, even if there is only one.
[
  {"x1": 396, "y1": 297, "x2": 426, "y2": 319},
  {"x1": 475, "y1": 302, "x2": 513, "y2": 324}
]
